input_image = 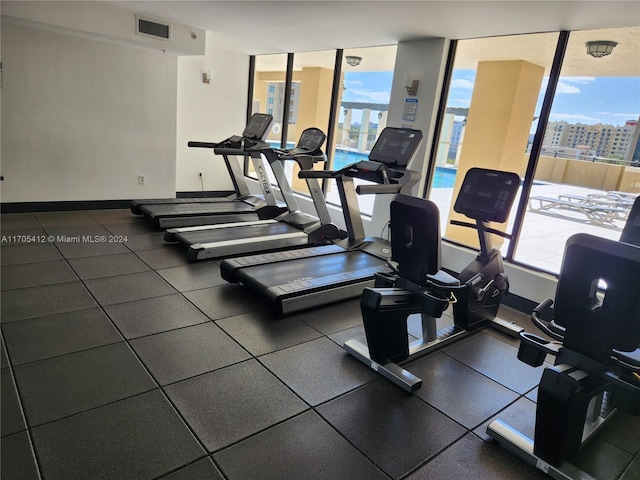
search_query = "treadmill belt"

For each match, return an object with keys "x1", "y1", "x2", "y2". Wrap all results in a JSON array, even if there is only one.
[
  {"x1": 236, "y1": 250, "x2": 387, "y2": 295},
  {"x1": 142, "y1": 202, "x2": 256, "y2": 218},
  {"x1": 131, "y1": 197, "x2": 229, "y2": 214},
  {"x1": 176, "y1": 222, "x2": 301, "y2": 245}
]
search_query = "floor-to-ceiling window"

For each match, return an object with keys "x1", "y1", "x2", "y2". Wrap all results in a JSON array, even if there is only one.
[
  {"x1": 327, "y1": 45, "x2": 397, "y2": 215},
  {"x1": 515, "y1": 26, "x2": 640, "y2": 273},
  {"x1": 428, "y1": 33, "x2": 558, "y2": 258},
  {"x1": 428, "y1": 27, "x2": 640, "y2": 274}
]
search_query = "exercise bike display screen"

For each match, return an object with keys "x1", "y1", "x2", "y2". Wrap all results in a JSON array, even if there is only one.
[
  {"x1": 454, "y1": 168, "x2": 520, "y2": 223},
  {"x1": 242, "y1": 113, "x2": 274, "y2": 140}
]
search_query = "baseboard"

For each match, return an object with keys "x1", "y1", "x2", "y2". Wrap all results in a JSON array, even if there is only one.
[
  {"x1": 1, "y1": 200, "x2": 131, "y2": 213},
  {"x1": 1, "y1": 191, "x2": 236, "y2": 213}
]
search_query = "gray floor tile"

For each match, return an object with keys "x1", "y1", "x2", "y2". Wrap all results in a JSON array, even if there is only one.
[
  {"x1": 1, "y1": 338, "x2": 8, "y2": 369},
  {"x1": 83, "y1": 270, "x2": 176, "y2": 305},
  {"x1": 2, "y1": 307, "x2": 122, "y2": 365},
  {"x1": 184, "y1": 284, "x2": 259, "y2": 321},
  {"x1": 317, "y1": 379, "x2": 466, "y2": 479},
  {"x1": 299, "y1": 297, "x2": 363, "y2": 334},
  {"x1": 572, "y1": 437, "x2": 634, "y2": 480},
  {"x1": 14, "y1": 342, "x2": 156, "y2": 426},
  {"x1": 0, "y1": 431, "x2": 40, "y2": 480},
  {"x1": 130, "y1": 322, "x2": 250, "y2": 385},
  {"x1": 474, "y1": 396, "x2": 537, "y2": 442},
  {"x1": 165, "y1": 359, "x2": 308, "y2": 452},
  {"x1": 444, "y1": 332, "x2": 547, "y2": 394},
  {"x1": 88, "y1": 209, "x2": 142, "y2": 225},
  {"x1": 1, "y1": 260, "x2": 78, "y2": 290},
  {"x1": 409, "y1": 352, "x2": 519, "y2": 429},
  {"x1": 160, "y1": 458, "x2": 224, "y2": 480},
  {"x1": 406, "y1": 432, "x2": 547, "y2": 480},
  {"x1": 32, "y1": 390, "x2": 205, "y2": 480},
  {"x1": 621, "y1": 457, "x2": 640, "y2": 480},
  {"x1": 0, "y1": 243, "x2": 62, "y2": 265},
  {"x1": 68, "y1": 252, "x2": 150, "y2": 279},
  {"x1": 1, "y1": 213, "x2": 40, "y2": 231},
  {"x1": 1, "y1": 368, "x2": 26, "y2": 437},
  {"x1": 259, "y1": 337, "x2": 378, "y2": 406},
  {"x1": 213, "y1": 410, "x2": 388, "y2": 480},
  {"x1": 1, "y1": 282, "x2": 97, "y2": 323},
  {"x1": 105, "y1": 294, "x2": 211, "y2": 339},
  {"x1": 136, "y1": 245, "x2": 192, "y2": 269},
  {"x1": 216, "y1": 309, "x2": 322, "y2": 356},
  {"x1": 105, "y1": 221, "x2": 158, "y2": 236},
  {"x1": 34, "y1": 211, "x2": 99, "y2": 227},
  {"x1": 157, "y1": 262, "x2": 227, "y2": 292},
  {"x1": 123, "y1": 231, "x2": 166, "y2": 252},
  {"x1": 596, "y1": 411, "x2": 640, "y2": 455},
  {"x1": 55, "y1": 235, "x2": 130, "y2": 259}
]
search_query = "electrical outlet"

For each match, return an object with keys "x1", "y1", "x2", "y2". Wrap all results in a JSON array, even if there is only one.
[{"x1": 138, "y1": 175, "x2": 146, "y2": 185}]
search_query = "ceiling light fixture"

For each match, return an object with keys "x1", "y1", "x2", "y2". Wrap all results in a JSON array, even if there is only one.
[
  {"x1": 345, "y1": 55, "x2": 362, "y2": 67},
  {"x1": 585, "y1": 40, "x2": 618, "y2": 58}
]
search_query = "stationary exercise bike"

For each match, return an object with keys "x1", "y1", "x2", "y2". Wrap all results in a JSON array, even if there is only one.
[
  {"x1": 344, "y1": 167, "x2": 523, "y2": 392},
  {"x1": 486, "y1": 232, "x2": 640, "y2": 480}
]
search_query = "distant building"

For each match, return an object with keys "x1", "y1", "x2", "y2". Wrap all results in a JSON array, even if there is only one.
[
  {"x1": 543, "y1": 120, "x2": 638, "y2": 160},
  {"x1": 265, "y1": 81, "x2": 300, "y2": 125}
]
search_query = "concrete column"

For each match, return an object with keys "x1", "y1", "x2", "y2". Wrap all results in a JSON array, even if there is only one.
[
  {"x1": 342, "y1": 108, "x2": 353, "y2": 146},
  {"x1": 358, "y1": 108, "x2": 371, "y2": 152},
  {"x1": 376, "y1": 111, "x2": 388, "y2": 137},
  {"x1": 445, "y1": 60, "x2": 545, "y2": 247}
]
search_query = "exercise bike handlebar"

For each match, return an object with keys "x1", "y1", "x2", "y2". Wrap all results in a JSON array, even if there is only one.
[{"x1": 531, "y1": 298, "x2": 565, "y2": 341}]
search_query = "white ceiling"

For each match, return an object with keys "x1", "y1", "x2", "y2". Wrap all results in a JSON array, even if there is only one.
[{"x1": 115, "y1": 0, "x2": 640, "y2": 56}]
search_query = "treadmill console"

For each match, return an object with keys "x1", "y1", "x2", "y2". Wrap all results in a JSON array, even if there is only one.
[
  {"x1": 294, "y1": 128, "x2": 326, "y2": 154},
  {"x1": 454, "y1": 168, "x2": 520, "y2": 223},
  {"x1": 368, "y1": 127, "x2": 423, "y2": 167},
  {"x1": 242, "y1": 113, "x2": 274, "y2": 141}
]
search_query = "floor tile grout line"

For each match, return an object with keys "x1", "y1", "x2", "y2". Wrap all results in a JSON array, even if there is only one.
[{"x1": 0, "y1": 333, "x2": 46, "y2": 480}]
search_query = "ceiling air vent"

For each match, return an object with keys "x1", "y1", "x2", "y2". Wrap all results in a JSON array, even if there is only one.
[{"x1": 136, "y1": 16, "x2": 171, "y2": 41}]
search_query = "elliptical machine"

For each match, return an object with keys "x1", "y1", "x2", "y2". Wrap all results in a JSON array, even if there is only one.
[{"x1": 344, "y1": 167, "x2": 523, "y2": 392}]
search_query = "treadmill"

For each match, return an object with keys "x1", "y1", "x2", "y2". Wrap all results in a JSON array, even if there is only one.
[
  {"x1": 131, "y1": 113, "x2": 288, "y2": 229},
  {"x1": 220, "y1": 127, "x2": 423, "y2": 315},
  {"x1": 164, "y1": 128, "x2": 345, "y2": 261}
]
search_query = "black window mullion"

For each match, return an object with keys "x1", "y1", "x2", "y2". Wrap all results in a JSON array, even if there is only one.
[
  {"x1": 280, "y1": 53, "x2": 294, "y2": 148},
  {"x1": 323, "y1": 49, "x2": 344, "y2": 193},
  {"x1": 422, "y1": 40, "x2": 457, "y2": 199},
  {"x1": 244, "y1": 55, "x2": 256, "y2": 174}
]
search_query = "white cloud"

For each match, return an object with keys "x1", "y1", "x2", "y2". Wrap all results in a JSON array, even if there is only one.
[
  {"x1": 611, "y1": 112, "x2": 640, "y2": 118},
  {"x1": 450, "y1": 79, "x2": 474, "y2": 89},
  {"x1": 348, "y1": 89, "x2": 391, "y2": 103},
  {"x1": 560, "y1": 76, "x2": 596, "y2": 84},
  {"x1": 345, "y1": 80, "x2": 364, "y2": 86},
  {"x1": 549, "y1": 112, "x2": 601, "y2": 122},
  {"x1": 555, "y1": 82, "x2": 581, "y2": 94}
]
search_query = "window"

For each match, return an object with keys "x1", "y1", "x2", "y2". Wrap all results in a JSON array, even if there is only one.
[
  {"x1": 517, "y1": 26, "x2": 640, "y2": 272},
  {"x1": 429, "y1": 33, "x2": 558, "y2": 258},
  {"x1": 327, "y1": 45, "x2": 397, "y2": 215}
]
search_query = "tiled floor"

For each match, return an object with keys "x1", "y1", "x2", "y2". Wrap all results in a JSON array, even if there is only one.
[{"x1": 1, "y1": 209, "x2": 639, "y2": 480}]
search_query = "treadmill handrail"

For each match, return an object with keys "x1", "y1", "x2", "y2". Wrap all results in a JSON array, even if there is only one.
[
  {"x1": 356, "y1": 184, "x2": 401, "y2": 195},
  {"x1": 188, "y1": 141, "x2": 221, "y2": 149}
]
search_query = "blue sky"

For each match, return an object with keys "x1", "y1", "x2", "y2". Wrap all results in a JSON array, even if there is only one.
[
  {"x1": 449, "y1": 70, "x2": 640, "y2": 127},
  {"x1": 339, "y1": 70, "x2": 640, "y2": 127}
]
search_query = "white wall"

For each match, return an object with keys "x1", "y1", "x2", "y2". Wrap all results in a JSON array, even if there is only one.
[
  {"x1": 1, "y1": 18, "x2": 178, "y2": 202},
  {"x1": 176, "y1": 36, "x2": 250, "y2": 192}
]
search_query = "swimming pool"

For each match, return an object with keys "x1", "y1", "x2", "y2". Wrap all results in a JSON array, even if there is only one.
[{"x1": 333, "y1": 149, "x2": 457, "y2": 188}]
